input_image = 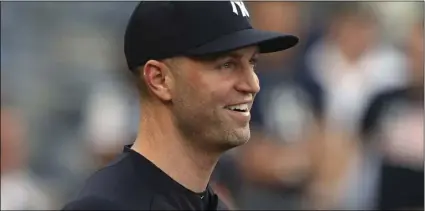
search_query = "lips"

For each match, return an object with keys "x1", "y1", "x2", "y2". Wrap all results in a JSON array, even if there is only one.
[
  {"x1": 224, "y1": 103, "x2": 249, "y2": 112},
  {"x1": 223, "y1": 102, "x2": 252, "y2": 123},
  {"x1": 223, "y1": 99, "x2": 253, "y2": 112}
]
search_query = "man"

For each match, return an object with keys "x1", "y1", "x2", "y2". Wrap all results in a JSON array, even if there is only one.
[{"x1": 62, "y1": 1, "x2": 298, "y2": 210}]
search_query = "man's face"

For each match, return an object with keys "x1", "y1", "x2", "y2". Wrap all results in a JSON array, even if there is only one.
[{"x1": 169, "y1": 46, "x2": 260, "y2": 152}]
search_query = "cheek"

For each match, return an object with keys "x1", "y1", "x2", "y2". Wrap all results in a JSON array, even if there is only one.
[
  {"x1": 175, "y1": 77, "x2": 208, "y2": 112},
  {"x1": 185, "y1": 73, "x2": 216, "y2": 101},
  {"x1": 183, "y1": 69, "x2": 237, "y2": 108}
]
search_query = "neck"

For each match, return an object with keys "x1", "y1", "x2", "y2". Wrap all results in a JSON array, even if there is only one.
[{"x1": 131, "y1": 102, "x2": 219, "y2": 193}]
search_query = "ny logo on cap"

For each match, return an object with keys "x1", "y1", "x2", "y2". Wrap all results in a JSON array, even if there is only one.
[{"x1": 230, "y1": 1, "x2": 249, "y2": 17}]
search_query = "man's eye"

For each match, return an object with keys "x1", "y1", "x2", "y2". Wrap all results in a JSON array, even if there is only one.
[{"x1": 220, "y1": 62, "x2": 235, "y2": 69}]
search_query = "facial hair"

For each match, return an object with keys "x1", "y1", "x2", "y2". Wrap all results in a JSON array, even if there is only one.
[{"x1": 171, "y1": 92, "x2": 250, "y2": 153}]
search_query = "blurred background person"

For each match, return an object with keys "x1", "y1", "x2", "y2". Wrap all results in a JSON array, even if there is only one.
[
  {"x1": 361, "y1": 17, "x2": 424, "y2": 210},
  {"x1": 302, "y1": 2, "x2": 407, "y2": 137},
  {"x1": 1, "y1": 97, "x2": 55, "y2": 210},
  {"x1": 300, "y1": 3, "x2": 412, "y2": 210}
]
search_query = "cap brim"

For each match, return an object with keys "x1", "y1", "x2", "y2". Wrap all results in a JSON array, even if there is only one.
[{"x1": 185, "y1": 28, "x2": 299, "y2": 56}]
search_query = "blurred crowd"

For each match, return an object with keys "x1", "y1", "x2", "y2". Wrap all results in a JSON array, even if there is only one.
[{"x1": 1, "y1": 2, "x2": 423, "y2": 210}]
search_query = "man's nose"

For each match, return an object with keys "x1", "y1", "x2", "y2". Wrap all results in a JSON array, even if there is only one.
[{"x1": 235, "y1": 68, "x2": 260, "y2": 95}]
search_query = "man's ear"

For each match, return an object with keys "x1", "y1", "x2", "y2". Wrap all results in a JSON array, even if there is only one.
[{"x1": 142, "y1": 60, "x2": 173, "y2": 101}]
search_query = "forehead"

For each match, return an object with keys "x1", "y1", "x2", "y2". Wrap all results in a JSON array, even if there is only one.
[
  {"x1": 166, "y1": 45, "x2": 259, "y2": 77},
  {"x1": 169, "y1": 46, "x2": 258, "y2": 81}
]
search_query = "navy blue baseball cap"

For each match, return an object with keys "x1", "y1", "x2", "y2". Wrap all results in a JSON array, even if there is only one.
[{"x1": 124, "y1": 1, "x2": 299, "y2": 72}]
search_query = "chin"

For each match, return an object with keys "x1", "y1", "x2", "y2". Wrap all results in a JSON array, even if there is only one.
[
  {"x1": 223, "y1": 127, "x2": 251, "y2": 148},
  {"x1": 205, "y1": 124, "x2": 251, "y2": 152}
]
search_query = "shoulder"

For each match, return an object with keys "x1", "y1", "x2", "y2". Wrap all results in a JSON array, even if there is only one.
[
  {"x1": 65, "y1": 153, "x2": 155, "y2": 209},
  {"x1": 78, "y1": 153, "x2": 135, "y2": 195}
]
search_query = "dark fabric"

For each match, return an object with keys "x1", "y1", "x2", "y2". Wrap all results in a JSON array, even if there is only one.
[
  {"x1": 361, "y1": 88, "x2": 405, "y2": 140},
  {"x1": 294, "y1": 65, "x2": 325, "y2": 119},
  {"x1": 377, "y1": 165, "x2": 424, "y2": 210},
  {"x1": 62, "y1": 196, "x2": 125, "y2": 210},
  {"x1": 62, "y1": 146, "x2": 228, "y2": 210},
  {"x1": 360, "y1": 86, "x2": 424, "y2": 210}
]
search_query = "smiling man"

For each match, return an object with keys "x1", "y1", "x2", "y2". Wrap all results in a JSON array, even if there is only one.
[{"x1": 63, "y1": 1, "x2": 298, "y2": 210}]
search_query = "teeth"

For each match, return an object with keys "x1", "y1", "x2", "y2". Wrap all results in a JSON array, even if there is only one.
[{"x1": 226, "y1": 104, "x2": 248, "y2": 111}]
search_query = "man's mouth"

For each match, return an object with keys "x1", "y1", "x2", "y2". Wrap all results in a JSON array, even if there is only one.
[{"x1": 224, "y1": 104, "x2": 249, "y2": 112}]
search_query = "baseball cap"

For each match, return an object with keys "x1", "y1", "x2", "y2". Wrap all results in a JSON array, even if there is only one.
[{"x1": 124, "y1": 1, "x2": 299, "y2": 72}]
